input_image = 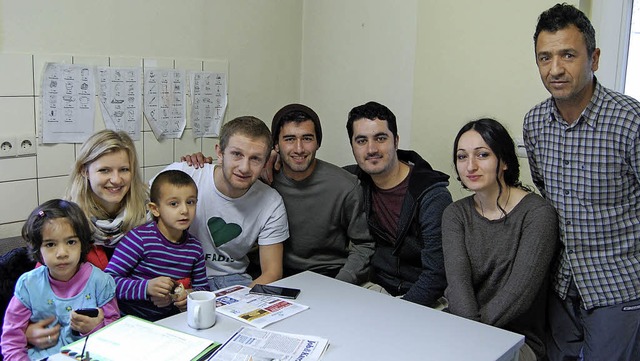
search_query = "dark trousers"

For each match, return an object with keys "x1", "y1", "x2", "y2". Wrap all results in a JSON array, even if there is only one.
[{"x1": 546, "y1": 280, "x2": 640, "y2": 361}]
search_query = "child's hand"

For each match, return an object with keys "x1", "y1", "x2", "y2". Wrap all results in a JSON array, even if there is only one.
[
  {"x1": 173, "y1": 289, "x2": 190, "y2": 312},
  {"x1": 26, "y1": 316, "x2": 60, "y2": 349},
  {"x1": 70, "y1": 308, "x2": 104, "y2": 335},
  {"x1": 147, "y1": 276, "x2": 174, "y2": 307}
]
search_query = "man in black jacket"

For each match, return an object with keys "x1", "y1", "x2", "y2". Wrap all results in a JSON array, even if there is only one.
[{"x1": 345, "y1": 101, "x2": 451, "y2": 307}]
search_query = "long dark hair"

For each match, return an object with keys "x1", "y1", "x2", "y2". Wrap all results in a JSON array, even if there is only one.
[{"x1": 453, "y1": 118, "x2": 530, "y2": 215}]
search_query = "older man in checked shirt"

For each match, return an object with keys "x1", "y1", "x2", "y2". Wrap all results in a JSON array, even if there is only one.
[{"x1": 524, "y1": 4, "x2": 640, "y2": 361}]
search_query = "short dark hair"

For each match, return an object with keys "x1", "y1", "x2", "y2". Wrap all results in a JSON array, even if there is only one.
[
  {"x1": 534, "y1": 3, "x2": 596, "y2": 56},
  {"x1": 21, "y1": 199, "x2": 92, "y2": 264},
  {"x1": 271, "y1": 104, "x2": 323, "y2": 147},
  {"x1": 453, "y1": 118, "x2": 530, "y2": 197},
  {"x1": 346, "y1": 101, "x2": 398, "y2": 142},
  {"x1": 219, "y1": 116, "x2": 273, "y2": 158},
  {"x1": 150, "y1": 170, "x2": 198, "y2": 204}
]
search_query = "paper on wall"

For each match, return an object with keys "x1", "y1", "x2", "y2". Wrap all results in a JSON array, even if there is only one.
[
  {"x1": 143, "y1": 68, "x2": 186, "y2": 140},
  {"x1": 41, "y1": 63, "x2": 96, "y2": 144},
  {"x1": 97, "y1": 67, "x2": 143, "y2": 140},
  {"x1": 190, "y1": 71, "x2": 227, "y2": 137}
]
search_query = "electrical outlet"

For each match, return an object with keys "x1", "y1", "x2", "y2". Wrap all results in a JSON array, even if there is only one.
[
  {"x1": 0, "y1": 137, "x2": 17, "y2": 158},
  {"x1": 16, "y1": 135, "x2": 37, "y2": 156},
  {"x1": 514, "y1": 137, "x2": 527, "y2": 158}
]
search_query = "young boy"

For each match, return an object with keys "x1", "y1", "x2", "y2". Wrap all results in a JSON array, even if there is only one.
[{"x1": 105, "y1": 170, "x2": 209, "y2": 321}]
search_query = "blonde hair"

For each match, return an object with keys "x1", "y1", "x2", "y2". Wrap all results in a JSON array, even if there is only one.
[{"x1": 65, "y1": 130, "x2": 148, "y2": 234}]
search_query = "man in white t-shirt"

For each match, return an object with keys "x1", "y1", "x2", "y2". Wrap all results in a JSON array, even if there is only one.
[{"x1": 161, "y1": 116, "x2": 289, "y2": 290}]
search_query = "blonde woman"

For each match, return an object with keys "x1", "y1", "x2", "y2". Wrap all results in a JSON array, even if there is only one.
[{"x1": 66, "y1": 129, "x2": 148, "y2": 270}]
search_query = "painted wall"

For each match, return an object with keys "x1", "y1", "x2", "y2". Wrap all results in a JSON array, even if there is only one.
[
  {"x1": 0, "y1": 0, "x2": 303, "y2": 237},
  {"x1": 411, "y1": 0, "x2": 578, "y2": 200},
  {"x1": 300, "y1": 0, "x2": 418, "y2": 166}
]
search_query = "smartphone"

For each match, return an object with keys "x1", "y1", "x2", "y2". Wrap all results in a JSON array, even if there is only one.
[
  {"x1": 74, "y1": 308, "x2": 99, "y2": 317},
  {"x1": 72, "y1": 308, "x2": 99, "y2": 336},
  {"x1": 249, "y1": 284, "x2": 301, "y2": 299}
]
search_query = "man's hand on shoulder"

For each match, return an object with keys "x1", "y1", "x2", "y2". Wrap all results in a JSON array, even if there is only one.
[
  {"x1": 260, "y1": 150, "x2": 281, "y2": 185},
  {"x1": 181, "y1": 152, "x2": 213, "y2": 169}
]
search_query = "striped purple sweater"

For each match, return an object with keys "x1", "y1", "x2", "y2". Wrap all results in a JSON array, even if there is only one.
[{"x1": 105, "y1": 221, "x2": 209, "y2": 320}]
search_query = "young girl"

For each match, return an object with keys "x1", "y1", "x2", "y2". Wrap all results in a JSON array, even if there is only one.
[
  {"x1": 442, "y1": 119, "x2": 559, "y2": 361},
  {"x1": 1, "y1": 199, "x2": 119, "y2": 361}
]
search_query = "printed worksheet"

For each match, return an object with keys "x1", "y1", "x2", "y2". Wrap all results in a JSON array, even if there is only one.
[
  {"x1": 190, "y1": 71, "x2": 227, "y2": 137},
  {"x1": 97, "y1": 67, "x2": 143, "y2": 140},
  {"x1": 41, "y1": 63, "x2": 96, "y2": 143},
  {"x1": 61, "y1": 316, "x2": 220, "y2": 361},
  {"x1": 143, "y1": 68, "x2": 186, "y2": 140}
]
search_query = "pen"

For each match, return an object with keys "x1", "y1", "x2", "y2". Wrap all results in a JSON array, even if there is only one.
[{"x1": 79, "y1": 334, "x2": 89, "y2": 360}]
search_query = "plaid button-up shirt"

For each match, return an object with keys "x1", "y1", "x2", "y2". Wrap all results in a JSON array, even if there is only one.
[{"x1": 524, "y1": 81, "x2": 640, "y2": 309}]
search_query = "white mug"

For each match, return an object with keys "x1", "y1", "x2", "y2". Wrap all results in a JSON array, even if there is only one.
[{"x1": 187, "y1": 291, "x2": 217, "y2": 329}]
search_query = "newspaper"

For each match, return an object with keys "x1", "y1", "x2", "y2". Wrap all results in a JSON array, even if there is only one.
[
  {"x1": 208, "y1": 326, "x2": 329, "y2": 361},
  {"x1": 215, "y1": 286, "x2": 309, "y2": 329}
]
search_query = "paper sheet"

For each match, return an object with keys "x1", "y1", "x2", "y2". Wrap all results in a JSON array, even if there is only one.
[
  {"x1": 214, "y1": 285, "x2": 309, "y2": 329},
  {"x1": 209, "y1": 327, "x2": 329, "y2": 361},
  {"x1": 62, "y1": 315, "x2": 219, "y2": 361},
  {"x1": 41, "y1": 63, "x2": 96, "y2": 143},
  {"x1": 190, "y1": 71, "x2": 227, "y2": 137},
  {"x1": 143, "y1": 68, "x2": 187, "y2": 140},
  {"x1": 97, "y1": 67, "x2": 143, "y2": 140}
]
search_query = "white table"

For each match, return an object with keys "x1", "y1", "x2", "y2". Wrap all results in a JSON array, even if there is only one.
[{"x1": 157, "y1": 271, "x2": 524, "y2": 361}]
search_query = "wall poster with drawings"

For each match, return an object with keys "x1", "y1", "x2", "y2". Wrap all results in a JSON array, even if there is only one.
[
  {"x1": 40, "y1": 63, "x2": 96, "y2": 144},
  {"x1": 143, "y1": 68, "x2": 186, "y2": 140},
  {"x1": 190, "y1": 71, "x2": 227, "y2": 138},
  {"x1": 97, "y1": 67, "x2": 143, "y2": 141}
]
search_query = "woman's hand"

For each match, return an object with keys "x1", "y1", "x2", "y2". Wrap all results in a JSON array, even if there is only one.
[{"x1": 26, "y1": 316, "x2": 60, "y2": 349}]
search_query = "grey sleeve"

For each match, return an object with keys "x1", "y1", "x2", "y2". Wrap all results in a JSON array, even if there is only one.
[
  {"x1": 336, "y1": 182, "x2": 375, "y2": 284},
  {"x1": 441, "y1": 202, "x2": 482, "y2": 321}
]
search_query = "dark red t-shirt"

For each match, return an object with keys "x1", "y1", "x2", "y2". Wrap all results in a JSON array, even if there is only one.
[{"x1": 371, "y1": 166, "x2": 413, "y2": 245}]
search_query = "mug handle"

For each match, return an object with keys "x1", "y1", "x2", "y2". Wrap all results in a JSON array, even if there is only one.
[{"x1": 194, "y1": 304, "x2": 201, "y2": 328}]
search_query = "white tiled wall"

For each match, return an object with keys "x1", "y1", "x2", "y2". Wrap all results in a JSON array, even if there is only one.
[{"x1": 0, "y1": 53, "x2": 227, "y2": 238}]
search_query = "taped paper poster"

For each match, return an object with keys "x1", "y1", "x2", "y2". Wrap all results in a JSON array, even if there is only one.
[
  {"x1": 97, "y1": 67, "x2": 142, "y2": 140},
  {"x1": 41, "y1": 63, "x2": 96, "y2": 143},
  {"x1": 190, "y1": 71, "x2": 227, "y2": 137},
  {"x1": 143, "y1": 68, "x2": 186, "y2": 140}
]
